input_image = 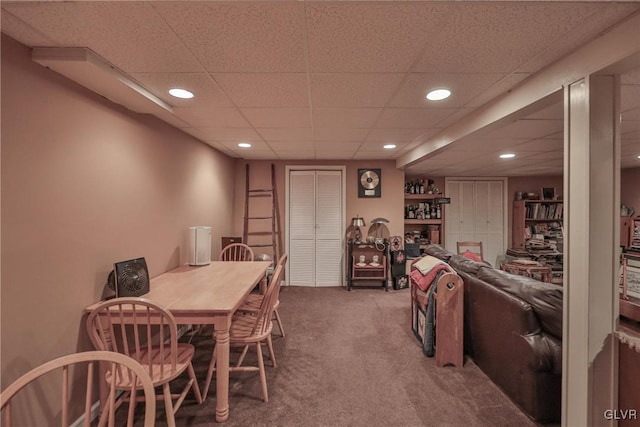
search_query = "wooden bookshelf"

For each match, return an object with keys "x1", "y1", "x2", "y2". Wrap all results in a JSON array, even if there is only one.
[{"x1": 512, "y1": 200, "x2": 563, "y2": 249}]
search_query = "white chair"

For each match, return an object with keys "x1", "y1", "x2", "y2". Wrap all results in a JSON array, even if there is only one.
[
  {"x1": 238, "y1": 253, "x2": 288, "y2": 337},
  {"x1": 0, "y1": 351, "x2": 156, "y2": 427},
  {"x1": 202, "y1": 260, "x2": 285, "y2": 402},
  {"x1": 86, "y1": 297, "x2": 202, "y2": 427}
]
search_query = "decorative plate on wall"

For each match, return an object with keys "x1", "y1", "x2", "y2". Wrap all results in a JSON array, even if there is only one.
[{"x1": 358, "y1": 168, "x2": 381, "y2": 198}]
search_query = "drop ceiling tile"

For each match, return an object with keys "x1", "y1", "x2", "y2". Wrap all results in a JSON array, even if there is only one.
[
  {"x1": 465, "y1": 73, "x2": 531, "y2": 108},
  {"x1": 130, "y1": 73, "x2": 233, "y2": 107},
  {"x1": 313, "y1": 108, "x2": 382, "y2": 128},
  {"x1": 622, "y1": 69, "x2": 640, "y2": 85},
  {"x1": 375, "y1": 108, "x2": 456, "y2": 129},
  {"x1": 276, "y1": 151, "x2": 316, "y2": 160},
  {"x1": 513, "y1": 138, "x2": 564, "y2": 153},
  {"x1": 313, "y1": 128, "x2": 368, "y2": 142},
  {"x1": 517, "y1": 4, "x2": 640, "y2": 74},
  {"x1": 188, "y1": 128, "x2": 263, "y2": 143},
  {"x1": 315, "y1": 151, "x2": 357, "y2": 160},
  {"x1": 216, "y1": 140, "x2": 271, "y2": 151},
  {"x1": 389, "y1": 73, "x2": 505, "y2": 108},
  {"x1": 622, "y1": 107, "x2": 640, "y2": 123},
  {"x1": 621, "y1": 141, "x2": 640, "y2": 155},
  {"x1": 352, "y1": 150, "x2": 394, "y2": 160},
  {"x1": 365, "y1": 128, "x2": 433, "y2": 143},
  {"x1": 305, "y1": 3, "x2": 447, "y2": 72},
  {"x1": 233, "y1": 150, "x2": 277, "y2": 159},
  {"x1": 313, "y1": 142, "x2": 361, "y2": 152},
  {"x1": 213, "y1": 73, "x2": 308, "y2": 108},
  {"x1": 241, "y1": 108, "x2": 311, "y2": 128},
  {"x1": 3, "y1": 2, "x2": 203, "y2": 72},
  {"x1": 153, "y1": 111, "x2": 191, "y2": 130},
  {"x1": 269, "y1": 141, "x2": 315, "y2": 151},
  {"x1": 173, "y1": 107, "x2": 249, "y2": 128},
  {"x1": 258, "y1": 128, "x2": 314, "y2": 142},
  {"x1": 1, "y1": 8, "x2": 57, "y2": 46},
  {"x1": 622, "y1": 85, "x2": 640, "y2": 113},
  {"x1": 412, "y1": 2, "x2": 603, "y2": 73},
  {"x1": 310, "y1": 73, "x2": 404, "y2": 108},
  {"x1": 153, "y1": 2, "x2": 306, "y2": 72}
]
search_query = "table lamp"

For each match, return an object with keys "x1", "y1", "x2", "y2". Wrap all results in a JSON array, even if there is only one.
[
  {"x1": 369, "y1": 217, "x2": 390, "y2": 241},
  {"x1": 351, "y1": 216, "x2": 366, "y2": 243}
]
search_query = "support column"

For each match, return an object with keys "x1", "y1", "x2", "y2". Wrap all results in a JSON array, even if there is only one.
[{"x1": 563, "y1": 75, "x2": 621, "y2": 426}]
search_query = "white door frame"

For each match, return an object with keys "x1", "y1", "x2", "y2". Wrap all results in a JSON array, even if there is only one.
[
  {"x1": 444, "y1": 176, "x2": 509, "y2": 258},
  {"x1": 285, "y1": 165, "x2": 347, "y2": 286}
]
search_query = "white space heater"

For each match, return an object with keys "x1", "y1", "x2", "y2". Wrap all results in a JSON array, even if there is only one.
[{"x1": 189, "y1": 226, "x2": 212, "y2": 266}]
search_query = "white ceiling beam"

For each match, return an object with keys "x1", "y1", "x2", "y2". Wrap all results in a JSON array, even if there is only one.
[{"x1": 397, "y1": 11, "x2": 640, "y2": 169}]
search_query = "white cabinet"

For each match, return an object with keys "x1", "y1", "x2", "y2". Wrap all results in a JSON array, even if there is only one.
[
  {"x1": 445, "y1": 179, "x2": 506, "y2": 267},
  {"x1": 288, "y1": 169, "x2": 344, "y2": 286}
]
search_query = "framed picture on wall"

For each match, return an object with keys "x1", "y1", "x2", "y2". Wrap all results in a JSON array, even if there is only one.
[
  {"x1": 358, "y1": 169, "x2": 381, "y2": 198},
  {"x1": 541, "y1": 187, "x2": 556, "y2": 200}
]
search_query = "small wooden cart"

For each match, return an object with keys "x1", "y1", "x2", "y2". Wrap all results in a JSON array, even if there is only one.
[{"x1": 347, "y1": 241, "x2": 388, "y2": 291}]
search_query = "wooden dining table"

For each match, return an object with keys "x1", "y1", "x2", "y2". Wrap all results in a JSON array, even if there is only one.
[{"x1": 84, "y1": 260, "x2": 271, "y2": 423}]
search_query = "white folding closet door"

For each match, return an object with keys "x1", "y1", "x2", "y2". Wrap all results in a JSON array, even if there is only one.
[
  {"x1": 474, "y1": 181, "x2": 505, "y2": 266},
  {"x1": 445, "y1": 179, "x2": 505, "y2": 267},
  {"x1": 315, "y1": 172, "x2": 343, "y2": 286},
  {"x1": 288, "y1": 170, "x2": 343, "y2": 287},
  {"x1": 289, "y1": 171, "x2": 316, "y2": 286}
]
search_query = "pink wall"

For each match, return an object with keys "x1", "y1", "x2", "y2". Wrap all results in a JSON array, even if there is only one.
[
  {"x1": 621, "y1": 167, "x2": 640, "y2": 216},
  {"x1": 232, "y1": 160, "x2": 406, "y2": 260},
  {"x1": 1, "y1": 35, "x2": 236, "y2": 420}
]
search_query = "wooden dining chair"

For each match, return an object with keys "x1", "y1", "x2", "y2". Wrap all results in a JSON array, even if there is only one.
[
  {"x1": 202, "y1": 259, "x2": 285, "y2": 402},
  {"x1": 238, "y1": 253, "x2": 288, "y2": 337},
  {"x1": 0, "y1": 351, "x2": 156, "y2": 427},
  {"x1": 86, "y1": 297, "x2": 203, "y2": 427},
  {"x1": 219, "y1": 243, "x2": 254, "y2": 261},
  {"x1": 456, "y1": 241, "x2": 484, "y2": 261}
]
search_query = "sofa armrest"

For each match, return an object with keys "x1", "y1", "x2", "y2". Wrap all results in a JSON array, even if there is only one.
[{"x1": 520, "y1": 333, "x2": 562, "y2": 374}]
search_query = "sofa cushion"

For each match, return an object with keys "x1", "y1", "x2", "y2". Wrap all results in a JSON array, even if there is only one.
[
  {"x1": 476, "y1": 267, "x2": 563, "y2": 339},
  {"x1": 461, "y1": 249, "x2": 482, "y2": 262},
  {"x1": 448, "y1": 254, "x2": 490, "y2": 275},
  {"x1": 423, "y1": 244, "x2": 453, "y2": 262}
]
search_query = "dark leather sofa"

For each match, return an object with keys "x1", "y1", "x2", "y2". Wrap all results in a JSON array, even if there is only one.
[{"x1": 424, "y1": 245, "x2": 562, "y2": 423}]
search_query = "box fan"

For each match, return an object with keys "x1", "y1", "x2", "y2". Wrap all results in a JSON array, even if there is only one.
[{"x1": 107, "y1": 257, "x2": 150, "y2": 298}]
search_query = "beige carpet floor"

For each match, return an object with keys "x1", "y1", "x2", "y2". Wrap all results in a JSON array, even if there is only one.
[{"x1": 127, "y1": 286, "x2": 547, "y2": 426}]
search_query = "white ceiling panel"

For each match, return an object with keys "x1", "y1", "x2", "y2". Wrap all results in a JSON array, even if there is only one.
[
  {"x1": 2, "y1": 0, "x2": 638, "y2": 176},
  {"x1": 241, "y1": 108, "x2": 311, "y2": 128},
  {"x1": 130, "y1": 73, "x2": 233, "y2": 107},
  {"x1": 313, "y1": 108, "x2": 382, "y2": 129},
  {"x1": 213, "y1": 73, "x2": 309, "y2": 107},
  {"x1": 389, "y1": 73, "x2": 508, "y2": 108},
  {"x1": 153, "y1": 2, "x2": 306, "y2": 73},
  {"x1": 258, "y1": 128, "x2": 314, "y2": 142},
  {"x1": 173, "y1": 107, "x2": 250, "y2": 128},
  {"x1": 310, "y1": 73, "x2": 405, "y2": 108}
]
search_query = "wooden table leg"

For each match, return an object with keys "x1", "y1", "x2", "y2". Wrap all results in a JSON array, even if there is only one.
[{"x1": 214, "y1": 324, "x2": 231, "y2": 422}]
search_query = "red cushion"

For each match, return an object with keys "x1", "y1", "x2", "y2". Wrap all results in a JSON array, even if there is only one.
[{"x1": 462, "y1": 249, "x2": 482, "y2": 262}]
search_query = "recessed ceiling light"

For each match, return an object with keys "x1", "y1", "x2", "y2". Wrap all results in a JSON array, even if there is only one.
[
  {"x1": 499, "y1": 153, "x2": 516, "y2": 159},
  {"x1": 238, "y1": 142, "x2": 252, "y2": 148},
  {"x1": 383, "y1": 144, "x2": 396, "y2": 149},
  {"x1": 637, "y1": 154, "x2": 640, "y2": 159},
  {"x1": 426, "y1": 88, "x2": 451, "y2": 101},
  {"x1": 168, "y1": 88, "x2": 194, "y2": 99}
]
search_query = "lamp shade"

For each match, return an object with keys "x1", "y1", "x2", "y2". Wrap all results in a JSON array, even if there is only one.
[
  {"x1": 370, "y1": 217, "x2": 389, "y2": 224},
  {"x1": 351, "y1": 216, "x2": 366, "y2": 227}
]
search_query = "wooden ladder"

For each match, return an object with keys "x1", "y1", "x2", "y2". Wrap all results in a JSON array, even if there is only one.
[{"x1": 243, "y1": 163, "x2": 280, "y2": 260}]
